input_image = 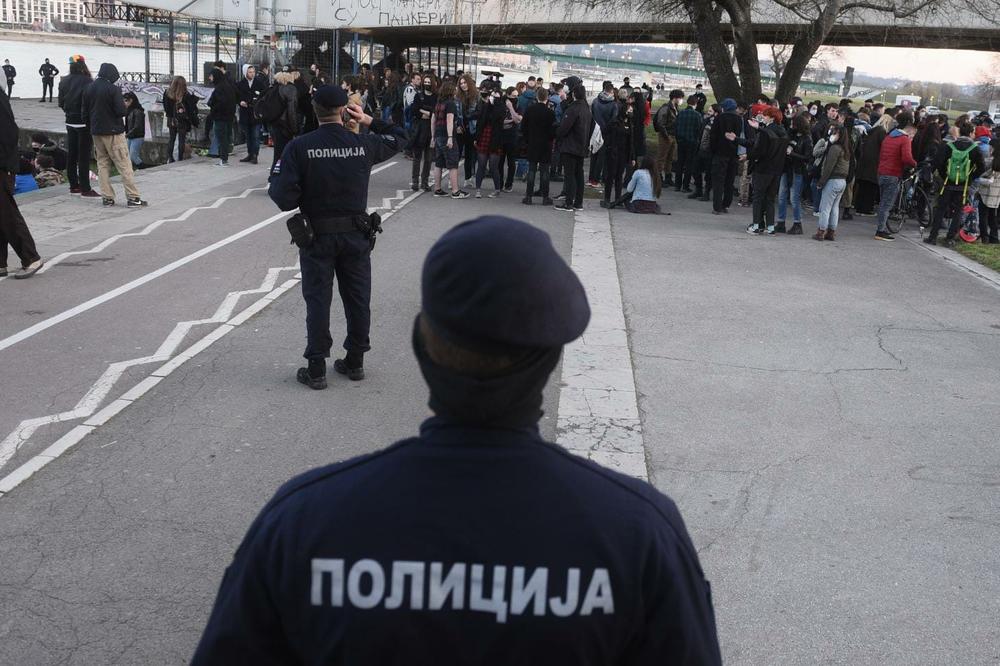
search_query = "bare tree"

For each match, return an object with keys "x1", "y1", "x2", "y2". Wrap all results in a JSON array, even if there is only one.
[{"x1": 974, "y1": 55, "x2": 1000, "y2": 106}]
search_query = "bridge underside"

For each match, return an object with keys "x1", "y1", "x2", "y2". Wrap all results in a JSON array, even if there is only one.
[{"x1": 358, "y1": 23, "x2": 1000, "y2": 52}]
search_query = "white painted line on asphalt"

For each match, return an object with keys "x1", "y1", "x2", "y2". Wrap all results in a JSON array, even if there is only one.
[
  {"x1": 0, "y1": 210, "x2": 292, "y2": 354},
  {"x1": 556, "y1": 207, "x2": 649, "y2": 481},
  {"x1": 35, "y1": 186, "x2": 269, "y2": 276},
  {"x1": 0, "y1": 263, "x2": 300, "y2": 470},
  {"x1": 0, "y1": 166, "x2": 424, "y2": 496}
]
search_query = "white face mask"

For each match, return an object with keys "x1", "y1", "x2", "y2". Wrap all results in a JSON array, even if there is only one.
[
  {"x1": 829, "y1": 134, "x2": 839, "y2": 143},
  {"x1": 809, "y1": 107, "x2": 818, "y2": 116}
]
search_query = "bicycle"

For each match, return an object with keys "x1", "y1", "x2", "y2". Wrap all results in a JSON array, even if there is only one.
[{"x1": 886, "y1": 169, "x2": 936, "y2": 234}]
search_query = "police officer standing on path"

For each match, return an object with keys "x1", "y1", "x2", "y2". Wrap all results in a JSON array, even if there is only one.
[
  {"x1": 268, "y1": 85, "x2": 404, "y2": 390},
  {"x1": 192, "y1": 215, "x2": 722, "y2": 664},
  {"x1": 39, "y1": 58, "x2": 59, "y2": 102}
]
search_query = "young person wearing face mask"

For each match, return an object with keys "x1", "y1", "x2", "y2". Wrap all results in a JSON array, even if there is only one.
[
  {"x1": 776, "y1": 112, "x2": 813, "y2": 235},
  {"x1": 813, "y1": 123, "x2": 852, "y2": 241},
  {"x1": 473, "y1": 82, "x2": 506, "y2": 198},
  {"x1": 600, "y1": 88, "x2": 630, "y2": 208},
  {"x1": 727, "y1": 106, "x2": 789, "y2": 234},
  {"x1": 410, "y1": 76, "x2": 438, "y2": 192},
  {"x1": 497, "y1": 87, "x2": 523, "y2": 192}
]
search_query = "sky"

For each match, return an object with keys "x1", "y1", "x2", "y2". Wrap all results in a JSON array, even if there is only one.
[{"x1": 821, "y1": 47, "x2": 994, "y2": 86}]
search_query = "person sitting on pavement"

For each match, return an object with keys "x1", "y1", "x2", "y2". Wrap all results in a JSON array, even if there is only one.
[
  {"x1": 191, "y1": 215, "x2": 722, "y2": 665},
  {"x1": 33, "y1": 153, "x2": 64, "y2": 188},
  {"x1": 621, "y1": 154, "x2": 663, "y2": 214},
  {"x1": 14, "y1": 154, "x2": 39, "y2": 195},
  {"x1": 30, "y1": 133, "x2": 68, "y2": 172}
]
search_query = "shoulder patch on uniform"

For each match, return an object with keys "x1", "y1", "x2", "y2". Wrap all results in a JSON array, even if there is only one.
[{"x1": 271, "y1": 159, "x2": 281, "y2": 175}]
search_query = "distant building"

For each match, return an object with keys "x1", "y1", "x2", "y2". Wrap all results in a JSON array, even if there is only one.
[{"x1": 1, "y1": 0, "x2": 89, "y2": 25}]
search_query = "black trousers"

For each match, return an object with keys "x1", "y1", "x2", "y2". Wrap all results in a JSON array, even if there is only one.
[
  {"x1": 588, "y1": 144, "x2": 605, "y2": 183},
  {"x1": 980, "y1": 203, "x2": 998, "y2": 241},
  {"x1": 168, "y1": 126, "x2": 188, "y2": 162},
  {"x1": 674, "y1": 141, "x2": 697, "y2": 189},
  {"x1": 42, "y1": 78, "x2": 54, "y2": 101},
  {"x1": 0, "y1": 173, "x2": 41, "y2": 269},
  {"x1": 299, "y1": 231, "x2": 372, "y2": 361},
  {"x1": 65, "y1": 125, "x2": 93, "y2": 192},
  {"x1": 711, "y1": 154, "x2": 737, "y2": 212},
  {"x1": 562, "y1": 153, "x2": 585, "y2": 208},
  {"x1": 752, "y1": 172, "x2": 780, "y2": 228},
  {"x1": 462, "y1": 133, "x2": 476, "y2": 180},
  {"x1": 854, "y1": 180, "x2": 878, "y2": 214},
  {"x1": 270, "y1": 126, "x2": 293, "y2": 179},
  {"x1": 411, "y1": 142, "x2": 432, "y2": 187},
  {"x1": 928, "y1": 188, "x2": 966, "y2": 241},
  {"x1": 526, "y1": 160, "x2": 550, "y2": 199},
  {"x1": 604, "y1": 151, "x2": 625, "y2": 203}
]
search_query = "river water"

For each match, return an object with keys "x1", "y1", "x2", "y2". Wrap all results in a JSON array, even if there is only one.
[{"x1": 1, "y1": 38, "x2": 217, "y2": 100}]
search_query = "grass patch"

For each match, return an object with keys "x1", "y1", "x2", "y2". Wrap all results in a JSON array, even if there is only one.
[{"x1": 953, "y1": 241, "x2": 1000, "y2": 272}]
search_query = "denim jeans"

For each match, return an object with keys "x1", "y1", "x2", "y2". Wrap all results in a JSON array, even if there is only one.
[
  {"x1": 777, "y1": 172, "x2": 804, "y2": 223},
  {"x1": 818, "y1": 178, "x2": 847, "y2": 230},
  {"x1": 127, "y1": 138, "x2": 144, "y2": 167},
  {"x1": 876, "y1": 175, "x2": 900, "y2": 233}
]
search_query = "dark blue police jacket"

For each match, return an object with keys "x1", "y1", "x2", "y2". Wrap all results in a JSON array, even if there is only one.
[
  {"x1": 268, "y1": 119, "x2": 402, "y2": 218},
  {"x1": 192, "y1": 418, "x2": 722, "y2": 664}
]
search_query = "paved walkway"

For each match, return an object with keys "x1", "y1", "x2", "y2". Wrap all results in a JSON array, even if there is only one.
[{"x1": 1, "y1": 154, "x2": 997, "y2": 664}]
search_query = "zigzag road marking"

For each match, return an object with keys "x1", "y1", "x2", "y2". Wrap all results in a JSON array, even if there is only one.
[
  {"x1": 36, "y1": 187, "x2": 268, "y2": 275},
  {"x1": 0, "y1": 265, "x2": 300, "y2": 471},
  {"x1": 0, "y1": 172, "x2": 422, "y2": 496}
]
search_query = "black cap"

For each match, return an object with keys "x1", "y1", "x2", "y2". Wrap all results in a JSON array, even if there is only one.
[
  {"x1": 312, "y1": 85, "x2": 349, "y2": 108},
  {"x1": 421, "y1": 216, "x2": 590, "y2": 352}
]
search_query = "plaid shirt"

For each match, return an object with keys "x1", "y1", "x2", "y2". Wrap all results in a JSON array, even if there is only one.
[{"x1": 675, "y1": 107, "x2": 703, "y2": 145}]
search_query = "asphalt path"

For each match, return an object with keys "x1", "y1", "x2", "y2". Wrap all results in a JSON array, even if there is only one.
[{"x1": 1, "y1": 156, "x2": 998, "y2": 664}]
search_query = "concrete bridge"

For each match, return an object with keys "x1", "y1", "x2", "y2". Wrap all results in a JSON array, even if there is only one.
[{"x1": 137, "y1": 0, "x2": 1000, "y2": 50}]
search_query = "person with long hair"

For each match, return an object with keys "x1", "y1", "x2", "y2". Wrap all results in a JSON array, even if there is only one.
[
  {"x1": 813, "y1": 122, "x2": 852, "y2": 241},
  {"x1": 163, "y1": 75, "x2": 199, "y2": 162},
  {"x1": 378, "y1": 70, "x2": 403, "y2": 123},
  {"x1": 498, "y1": 86, "x2": 522, "y2": 191},
  {"x1": 431, "y1": 80, "x2": 468, "y2": 198},
  {"x1": 457, "y1": 74, "x2": 479, "y2": 185},
  {"x1": 474, "y1": 82, "x2": 505, "y2": 198},
  {"x1": 268, "y1": 71, "x2": 299, "y2": 180},
  {"x1": 910, "y1": 118, "x2": 944, "y2": 225},
  {"x1": 600, "y1": 87, "x2": 629, "y2": 208},
  {"x1": 776, "y1": 112, "x2": 813, "y2": 235},
  {"x1": 57, "y1": 56, "x2": 98, "y2": 196},
  {"x1": 621, "y1": 154, "x2": 662, "y2": 213}
]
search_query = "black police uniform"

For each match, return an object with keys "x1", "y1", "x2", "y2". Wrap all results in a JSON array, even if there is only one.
[
  {"x1": 268, "y1": 94, "x2": 402, "y2": 369},
  {"x1": 193, "y1": 217, "x2": 722, "y2": 665},
  {"x1": 39, "y1": 61, "x2": 59, "y2": 102}
]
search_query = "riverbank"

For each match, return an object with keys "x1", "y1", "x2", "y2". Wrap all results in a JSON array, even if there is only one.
[{"x1": 0, "y1": 28, "x2": 101, "y2": 46}]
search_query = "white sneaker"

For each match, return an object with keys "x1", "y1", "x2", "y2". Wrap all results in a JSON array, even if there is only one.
[
  {"x1": 475, "y1": 189, "x2": 482, "y2": 199},
  {"x1": 13, "y1": 259, "x2": 44, "y2": 279},
  {"x1": 488, "y1": 190, "x2": 501, "y2": 198}
]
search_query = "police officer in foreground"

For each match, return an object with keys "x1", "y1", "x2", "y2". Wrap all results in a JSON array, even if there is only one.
[
  {"x1": 268, "y1": 85, "x2": 404, "y2": 390},
  {"x1": 192, "y1": 216, "x2": 722, "y2": 664}
]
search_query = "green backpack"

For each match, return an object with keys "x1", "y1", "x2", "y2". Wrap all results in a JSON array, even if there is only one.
[{"x1": 943, "y1": 143, "x2": 976, "y2": 186}]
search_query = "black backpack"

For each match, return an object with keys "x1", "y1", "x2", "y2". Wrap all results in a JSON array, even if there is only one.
[{"x1": 254, "y1": 85, "x2": 285, "y2": 123}]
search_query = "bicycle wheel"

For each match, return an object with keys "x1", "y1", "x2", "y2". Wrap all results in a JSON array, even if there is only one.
[{"x1": 886, "y1": 207, "x2": 905, "y2": 234}]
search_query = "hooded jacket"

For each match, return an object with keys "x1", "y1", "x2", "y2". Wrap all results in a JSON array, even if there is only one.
[
  {"x1": 58, "y1": 71, "x2": 92, "y2": 125},
  {"x1": 556, "y1": 97, "x2": 593, "y2": 158},
  {"x1": 0, "y1": 88, "x2": 19, "y2": 173},
  {"x1": 208, "y1": 69, "x2": 238, "y2": 120},
  {"x1": 81, "y1": 63, "x2": 127, "y2": 135},
  {"x1": 934, "y1": 136, "x2": 986, "y2": 188},
  {"x1": 877, "y1": 128, "x2": 916, "y2": 178},
  {"x1": 745, "y1": 122, "x2": 789, "y2": 175},
  {"x1": 590, "y1": 91, "x2": 618, "y2": 132},
  {"x1": 125, "y1": 99, "x2": 146, "y2": 139}
]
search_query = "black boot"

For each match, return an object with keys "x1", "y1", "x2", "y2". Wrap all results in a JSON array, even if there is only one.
[
  {"x1": 296, "y1": 359, "x2": 328, "y2": 390},
  {"x1": 773, "y1": 222, "x2": 787, "y2": 234},
  {"x1": 334, "y1": 352, "x2": 365, "y2": 381},
  {"x1": 787, "y1": 222, "x2": 803, "y2": 235},
  {"x1": 687, "y1": 191, "x2": 702, "y2": 200},
  {"x1": 664, "y1": 173, "x2": 674, "y2": 187}
]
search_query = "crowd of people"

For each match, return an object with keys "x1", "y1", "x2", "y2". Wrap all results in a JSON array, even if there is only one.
[{"x1": 659, "y1": 93, "x2": 999, "y2": 244}]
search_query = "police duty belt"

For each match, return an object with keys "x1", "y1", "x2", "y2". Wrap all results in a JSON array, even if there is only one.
[{"x1": 286, "y1": 212, "x2": 383, "y2": 250}]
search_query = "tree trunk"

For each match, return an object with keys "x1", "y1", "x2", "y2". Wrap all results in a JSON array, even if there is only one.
[
  {"x1": 775, "y1": 36, "x2": 821, "y2": 102},
  {"x1": 685, "y1": 0, "x2": 743, "y2": 101},
  {"x1": 725, "y1": 0, "x2": 762, "y2": 101},
  {"x1": 775, "y1": 1, "x2": 841, "y2": 102}
]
